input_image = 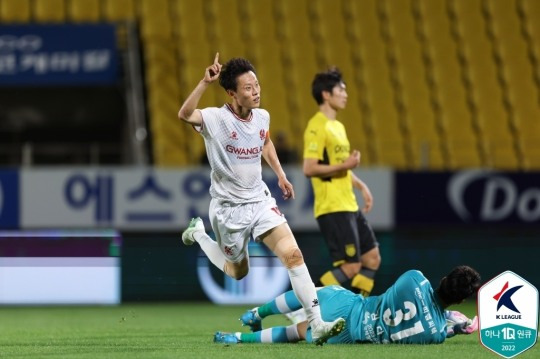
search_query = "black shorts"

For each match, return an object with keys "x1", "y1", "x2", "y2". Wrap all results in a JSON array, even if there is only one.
[{"x1": 316, "y1": 211, "x2": 379, "y2": 264}]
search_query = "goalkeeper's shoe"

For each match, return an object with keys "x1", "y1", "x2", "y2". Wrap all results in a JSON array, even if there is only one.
[
  {"x1": 311, "y1": 318, "x2": 346, "y2": 346},
  {"x1": 239, "y1": 308, "x2": 262, "y2": 332},
  {"x1": 181, "y1": 217, "x2": 204, "y2": 245},
  {"x1": 214, "y1": 331, "x2": 241, "y2": 344}
]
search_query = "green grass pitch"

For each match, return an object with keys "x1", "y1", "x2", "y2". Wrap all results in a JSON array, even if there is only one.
[{"x1": 0, "y1": 301, "x2": 537, "y2": 358}]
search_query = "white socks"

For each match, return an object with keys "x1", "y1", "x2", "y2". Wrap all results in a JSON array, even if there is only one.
[
  {"x1": 194, "y1": 232, "x2": 226, "y2": 272},
  {"x1": 287, "y1": 263, "x2": 322, "y2": 327}
]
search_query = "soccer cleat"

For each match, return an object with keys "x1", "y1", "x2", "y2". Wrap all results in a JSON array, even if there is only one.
[
  {"x1": 181, "y1": 217, "x2": 205, "y2": 245},
  {"x1": 311, "y1": 317, "x2": 346, "y2": 346},
  {"x1": 213, "y1": 331, "x2": 241, "y2": 344},
  {"x1": 239, "y1": 308, "x2": 262, "y2": 332}
]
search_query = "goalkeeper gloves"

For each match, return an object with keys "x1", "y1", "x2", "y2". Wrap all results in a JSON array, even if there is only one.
[{"x1": 445, "y1": 310, "x2": 478, "y2": 338}]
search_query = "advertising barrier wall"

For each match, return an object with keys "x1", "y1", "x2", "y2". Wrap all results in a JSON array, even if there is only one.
[
  {"x1": 0, "y1": 170, "x2": 18, "y2": 229},
  {"x1": 0, "y1": 230, "x2": 121, "y2": 304},
  {"x1": 0, "y1": 24, "x2": 117, "y2": 86},
  {"x1": 2, "y1": 167, "x2": 539, "y2": 302},
  {"x1": 16, "y1": 167, "x2": 393, "y2": 231},
  {"x1": 395, "y1": 170, "x2": 540, "y2": 226}
]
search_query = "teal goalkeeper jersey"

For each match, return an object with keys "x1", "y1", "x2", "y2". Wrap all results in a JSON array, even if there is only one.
[{"x1": 350, "y1": 270, "x2": 448, "y2": 344}]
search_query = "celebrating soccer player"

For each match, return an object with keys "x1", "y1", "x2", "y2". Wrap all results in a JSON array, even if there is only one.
[{"x1": 178, "y1": 53, "x2": 345, "y2": 345}]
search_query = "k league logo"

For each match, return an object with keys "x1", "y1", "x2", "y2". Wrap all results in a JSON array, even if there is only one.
[
  {"x1": 494, "y1": 282, "x2": 523, "y2": 316},
  {"x1": 478, "y1": 271, "x2": 538, "y2": 358}
]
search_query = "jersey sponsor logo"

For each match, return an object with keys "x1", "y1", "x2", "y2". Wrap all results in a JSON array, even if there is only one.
[
  {"x1": 223, "y1": 245, "x2": 235, "y2": 256},
  {"x1": 225, "y1": 145, "x2": 263, "y2": 156},
  {"x1": 334, "y1": 145, "x2": 350, "y2": 153}
]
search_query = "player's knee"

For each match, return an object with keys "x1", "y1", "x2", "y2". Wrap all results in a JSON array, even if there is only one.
[
  {"x1": 282, "y1": 247, "x2": 304, "y2": 269},
  {"x1": 224, "y1": 261, "x2": 249, "y2": 280},
  {"x1": 341, "y1": 261, "x2": 362, "y2": 277},
  {"x1": 232, "y1": 268, "x2": 248, "y2": 280}
]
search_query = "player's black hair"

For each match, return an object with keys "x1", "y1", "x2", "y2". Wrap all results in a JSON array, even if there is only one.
[
  {"x1": 219, "y1": 58, "x2": 256, "y2": 92},
  {"x1": 437, "y1": 265, "x2": 482, "y2": 305},
  {"x1": 311, "y1": 67, "x2": 344, "y2": 105}
]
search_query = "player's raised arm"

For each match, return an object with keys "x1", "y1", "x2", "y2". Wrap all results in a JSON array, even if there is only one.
[{"x1": 178, "y1": 52, "x2": 222, "y2": 125}]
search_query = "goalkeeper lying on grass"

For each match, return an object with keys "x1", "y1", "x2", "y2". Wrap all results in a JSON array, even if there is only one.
[{"x1": 215, "y1": 265, "x2": 481, "y2": 345}]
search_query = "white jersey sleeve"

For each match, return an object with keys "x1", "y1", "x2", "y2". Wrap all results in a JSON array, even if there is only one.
[{"x1": 199, "y1": 105, "x2": 272, "y2": 203}]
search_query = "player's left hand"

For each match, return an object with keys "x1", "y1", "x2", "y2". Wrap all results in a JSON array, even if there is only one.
[
  {"x1": 353, "y1": 178, "x2": 373, "y2": 213},
  {"x1": 360, "y1": 185, "x2": 373, "y2": 213},
  {"x1": 279, "y1": 178, "x2": 295, "y2": 200}
]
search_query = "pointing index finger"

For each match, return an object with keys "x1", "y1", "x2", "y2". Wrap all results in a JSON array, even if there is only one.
[{"x1": 214, "y1": 52, "x2": 220, "y2": 65}]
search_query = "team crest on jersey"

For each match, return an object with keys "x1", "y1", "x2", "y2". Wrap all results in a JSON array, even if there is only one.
[
  {"x1": 223, "y1": 245, "x2": 236, "y2": 256},
  {"x1": 259, "y1": 129, "x2": 266, "y2": 141},
  {"x1": 230, "y1": 131, "x2": 238, "y2": 140},
  {"x1": 345, "y1": 244, "x2": 356, "y2": 257}
]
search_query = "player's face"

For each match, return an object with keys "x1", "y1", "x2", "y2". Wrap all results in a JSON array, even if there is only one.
[
  {"x1": 328, "y1": 82, "x2": 348, "y2": 110},
  {"x1": 232, "y1": 71, "x2": 261, "y2": 109}
]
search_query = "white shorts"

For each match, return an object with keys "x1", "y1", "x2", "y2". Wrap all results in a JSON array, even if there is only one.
[{"x1": 209, "y1": 197, "x2": 287, "y2": 263}]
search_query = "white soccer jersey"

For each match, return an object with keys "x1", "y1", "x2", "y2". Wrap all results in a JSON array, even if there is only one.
[{"x1": 197, "y1": 104, "x2": 272, "y2": 202}]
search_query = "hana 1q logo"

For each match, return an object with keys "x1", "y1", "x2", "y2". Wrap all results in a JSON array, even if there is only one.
[{"x1": 478, "y1": 271, "x2": 538, "y2": 358}]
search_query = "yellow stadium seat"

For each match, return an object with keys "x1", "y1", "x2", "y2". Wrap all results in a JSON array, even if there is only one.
[
  {"x1": 375, "y1": 140, "x2": 408, "y2": 169},
  {"x1": 449, "y1": 0, "x2": 519, "y2": 170},
  {"x1": 174, "y1": 0, "x2": 213, "y2": 87},
  {"x1": 102, "y1": 0, "x2": 135, "y2": 21},
  {"x1": 244, "y1": 0, "x2": 294, "y2": 137},
  {"x1": 208, "y1": 0, "x2": 247, "y2": 59},
  {"x1": 33, "y1": 0, "x2": 66, "y2": 22},
  {"x1": 448, "y1": 144, "x2": 483, "y2": 169},
  {"x1": 0, "y1": 0, "x2": 31, "y2": 22},
  {"x1": 487, "y1": 144, "x2": 520, "y2": 170},
  {"x1": 67, "y1": 0, "x2": 100, "y2": 22},
  {"x1": 313, "y1": 0, "x2": 354, "y2": 77},
  {"x1": 348, "y1": 0, "x2": 406, "y2": 168},
  {"x1": 139, "y1": 0, "x2": 172, "y2": 39},
  {"x1": 522, "y1": 146, "x2": 540, "y2": 170},
  {"x1": 486, "y1": 0, "x2": 540, "y2": 156},
  {"x1": 386, "y1": 0, "x2": 444, "y2": 169},
  {"x1": 279, "y1": 2, "x2": 318, "y2": 97}
]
